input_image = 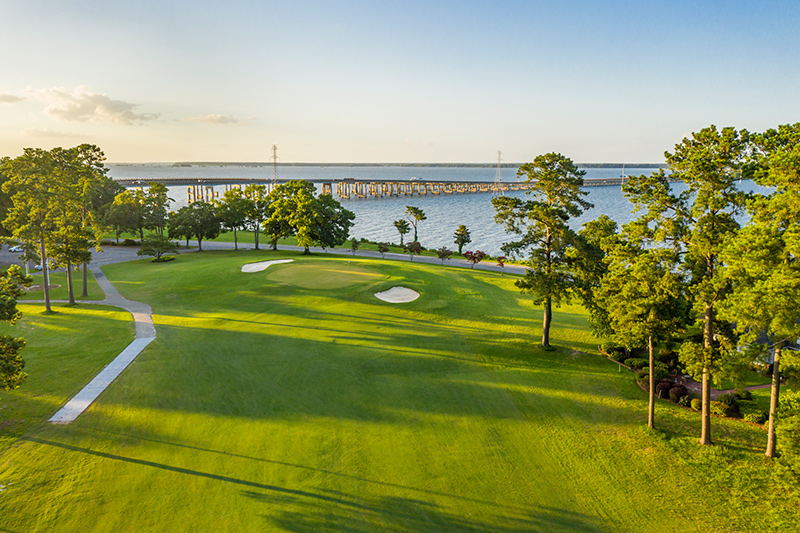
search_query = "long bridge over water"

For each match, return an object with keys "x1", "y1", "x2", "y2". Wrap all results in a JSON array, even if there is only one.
[{"x1": 115, "y1": 176, "x2": 631, "y2": 202}]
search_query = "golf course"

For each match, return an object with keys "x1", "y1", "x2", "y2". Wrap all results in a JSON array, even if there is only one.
[{"x1": 1, "y1": 250, "x2": 797, "y2": 531}]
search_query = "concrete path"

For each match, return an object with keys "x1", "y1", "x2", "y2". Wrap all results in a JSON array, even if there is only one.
[{"x1": 47, "y1": 266, "x2": 156, "y2": 424}]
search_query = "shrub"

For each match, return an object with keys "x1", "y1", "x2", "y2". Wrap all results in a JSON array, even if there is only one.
[
  {"x1": 98, "y1": 239, "x2": 115, "y2": 246},
  {"x1": 779, "y1": 390, "x2": 800, "y2": 418},
  {"x1": 655, "y1": 382, "x2": 672, "y2": 399},
  {"x1": 678, "y1": 394, "x2": 692, "y2": 408},
  {"x1": 121, "y1": 238, "x2": 140, "y2": 246},
  {"x1": 735, "y1": 390, "x2": 753, "y2": 401},
  {"x1": 744, "y1": 411, "x2": 768, "y2": 425},
  {"x1": 625, "y1": 358, "x2": 649, "y2": 370},
  {"x1": 669, "y1": 386, "x2": 688, "y2": 403},
  {"x1": 710, "y1": 401, "x2": 735, "y2": 417},
  {"x1": 717, "y1": 393, "x2": 738, "y2": 407},
  {"x1": 691, "y1": 398, "x2": 702, "y2": 411},
  {"x1": 635, "y1": 370, "x2": 649, "y2": 382},
  {"x1": 152, "y1": 255, "x2": 176, "y2": 263}
]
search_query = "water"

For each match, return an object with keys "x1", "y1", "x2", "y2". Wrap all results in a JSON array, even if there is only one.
[{"x1": 107, "y1": 164, "x2": 767, "y2": 256}]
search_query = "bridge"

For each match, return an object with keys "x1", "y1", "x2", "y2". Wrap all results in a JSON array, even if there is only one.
[{"x1": 115, "y1": 176, "x2": 632, "y2": 201}]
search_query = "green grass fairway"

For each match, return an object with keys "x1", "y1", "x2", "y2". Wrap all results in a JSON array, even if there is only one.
[
  {"x1": 1, "y1": 251, "x2": 797, "y2": 531},
  {"x1": 18, "y1": 269, "x2": 105, "y2": 301}
]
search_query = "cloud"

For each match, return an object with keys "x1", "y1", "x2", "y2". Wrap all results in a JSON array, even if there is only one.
[
  {"x1": 30, "y1": 86, "x2": 159, "y2": 124},
  {"x1": 187, "y1": 114, "x2": 250, "y2": 125},
  {"x1": 0, "y1": 93, "x2": 24, "y2": 103},
  {"x1": 23, "y1": 128, "x2": 81, "y2": 138}
]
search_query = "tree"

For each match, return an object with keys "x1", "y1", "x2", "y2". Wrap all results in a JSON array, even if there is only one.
[
  {"x1": 393, "y1": 219, "x2": 410, "y2": 246},
  {"x1": 568, "y1": 215, "x2": 620, "y2": 338},
  {"x1": 597, "y1": 235, "x2": 687, "y2": 429},
  {"x1": 267, "y1": 181, "x2": 354, "y2": 254},
  {"x1": 168, "y1": 202, "x2": 220, "y2": 251},
  {"x1": 48, "y1": 225, "x2": 93, "y2": 305},
  {"x1": 138, "y1": 234, "x2": 179, "y2": 261},
  {"x1": 350, "y1": 238, "x2": 360, "y2": 255},
  {"x1": 106, "y1": 189, "x2": 147, "y2": 240},
  {"x1": 217, "y1": 188, "x2": 250, "y2": 250},
  {"x1": 143, "y1": 182, "x2": 172, "y2": 236},
  {"x1": 377, "y1": 242, "x2": 389, "y2": 258},
  {"x1": 453, "y1": 224, "x2": 472, "y2": 255},
  {"x1": 405, "y1": 206, "x2": 426, "y2": 242},
  {"x1": 243, "y1": 184, "x2": 269, "y2": 250},
  {"x1": 436, "y1": 246, "x2": 453, "y2": 264},
  {"x1": 404, "y1": 241, "x2": 421, "y2": 261},
  {"x1": 0, "y1": 265, "x2": 31, "y2": 390},
  {"x1": 622, "y1": 125, "x2": 750, "y2": 445},
  {"x1": 719, "y1": 123, "x2": 800, "y2": 457},
  {"x1": 463, "y1": 250, "x2": 486, "y2": 269},
  {"x1": 2, "y1": 148, "x2": 61, "y2": 312},
  {"x1": 497, "y1": 256, "x2": 506, "y2": 275},
  {"x1": 493, "y1": 153, "x2": 593, "y2": 348}
]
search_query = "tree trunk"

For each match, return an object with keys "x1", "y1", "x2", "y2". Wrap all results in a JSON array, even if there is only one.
[
  {"x1": 115, "y1": 230, "x2": 120, "y2": 244},
  {"x1": 766, "y1": 343, "x2": 782, "y2": 458},
  {"x1": 303, "y1": 246, "x2": 310, "y2": 255},
  {"x1": 271, "y1": 236, "x2": 278, "y2": 251},
  {"x1": 254, "y1": 227, "x2": 260, "y2": 250},
  {"x1": 700, "y1": 303, "x2": 714, "y2": 445},
  {"x1": 233, "y1": 228, "x2": 238, "y2": 251},
  {"x1": 40, "y1": 236, "x2": 51, "y2": 313},
  {"x1": 541, "y1": 296, "x2": 552, "y2": 347},
  {"x1": 81, "y1": 262, "x2": 88, "y2": 298},
  {"x1": 648, "y1": 335, "x2": 655, "y2": 429},
  {"x1": 139, "y1": 228, "x2": 144, "y2": 240},
  {"x1": 66, "y1": 261, "x2": 75, "y2": 305},
  {"x1": 197, "y1": 236, "x2": 203, "y2": 251}
]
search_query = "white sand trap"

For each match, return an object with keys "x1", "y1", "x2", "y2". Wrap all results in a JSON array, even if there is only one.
[
  {"x1": 375, "y1": 286, "x2": 420, "y2": 303},
  {"x1": 241, "y1": 259, "x2": 294, "y2": 273}
]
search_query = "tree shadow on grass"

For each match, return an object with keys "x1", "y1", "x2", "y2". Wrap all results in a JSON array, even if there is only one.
[{"x1": 22, "y1": 435, "x2": 606, "y2": 532}]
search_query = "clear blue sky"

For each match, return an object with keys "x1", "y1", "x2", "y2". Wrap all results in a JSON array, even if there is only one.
[{"x1": 1, "y1": 0, "x2": 798, "y2": 163}]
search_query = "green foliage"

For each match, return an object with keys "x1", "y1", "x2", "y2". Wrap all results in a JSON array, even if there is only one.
[
  {"x1": 393, "y1": 219, "x2": 410, "y2": 246},
  {"x1": 778, "y1": 389, "x2": 800, "y2": 417},
  {"x1": 691, "y1": 398, "x2": 702, "y2": 411},
  {"x1": 717, "y1": 393, "x2": 738, "y2": 407},
  {"x1": 167, "y1": 202, "x2": 221, "y2": 251},
  {"x1": 492, "y1": 152, "x2": 592, "y2": 347},
  {"x1": 0, "y1": 265, "x2": 30, "y2": 390},
  {"x1": 137, "y1": 234, "x2": 179, "y2": 261},
  {"x1": 453, "y1": 224, "x2": 471, "y2": 254},
  {"x1": 216, "y1": 187, "x2": 250, "y2": 250},
  {"x1": 405, "y1": 205, "x2": 426, "y2": 242},
  {"x1": 624, "y1": 358, "x2": 649, "y2": 370},
  {"x1": 710, "y1": 401, "x2": 735, "y2": 417},
  {"x1": 266, "y1": 181, "x2": 354, "y2": 253},
  {"x1": 744, "y1": 411, "x2": 768, "y2": 425},
  {"x1": 678, "y1": 394, "x2": 693, "y2": 408},
  {"x1": 350, "y1": 238, "x2": 360, "y2": 255}
]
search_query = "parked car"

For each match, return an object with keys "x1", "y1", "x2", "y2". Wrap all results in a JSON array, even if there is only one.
[{"x1": 9, "y1": 245, "x2": 23, "y2": 252}]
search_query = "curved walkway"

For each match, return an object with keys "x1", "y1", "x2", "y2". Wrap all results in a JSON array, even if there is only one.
[{"x1": 46, "y1": 266, "x2": 156, "y2": 424}]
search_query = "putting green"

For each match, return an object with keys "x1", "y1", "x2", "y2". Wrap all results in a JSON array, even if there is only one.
[{"x1": 266, "y1": 262, "x2": 383, "y2": 289}]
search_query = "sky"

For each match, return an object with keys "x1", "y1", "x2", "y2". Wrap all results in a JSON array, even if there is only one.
[{"x1": 0, "y1": 0, "x2": 798, "y2": 164}]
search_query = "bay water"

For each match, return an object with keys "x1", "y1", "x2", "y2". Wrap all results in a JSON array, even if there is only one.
[{"x1": 107, "y1": 164, "x2": 767, "y2": 257}]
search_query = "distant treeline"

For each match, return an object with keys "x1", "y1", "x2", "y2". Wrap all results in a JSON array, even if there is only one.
[{"x1": 163, "y1": 162, "x2": 666, "y2": 169}]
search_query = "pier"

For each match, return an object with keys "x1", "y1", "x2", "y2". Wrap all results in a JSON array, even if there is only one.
[{"x1": 117, "y1": 176, "x2": 635, "y2": 201}]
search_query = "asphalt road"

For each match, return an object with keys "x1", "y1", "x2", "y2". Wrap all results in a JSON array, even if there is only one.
[{"x1": 0, "y1": 240, "x2": 528, "y2": 275}]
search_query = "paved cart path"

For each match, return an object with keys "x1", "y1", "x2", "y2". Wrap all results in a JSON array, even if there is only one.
[{"x1": 44, "y1": 266, "x2": 156, "y2": 424}]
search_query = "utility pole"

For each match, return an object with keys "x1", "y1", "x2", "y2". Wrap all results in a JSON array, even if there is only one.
[
  {"x1": 271, "y1": 144, "x2": 279, "y2": 185},
  {"x1": 492, "y1": 150, "x2": 503, "y2": 196}
]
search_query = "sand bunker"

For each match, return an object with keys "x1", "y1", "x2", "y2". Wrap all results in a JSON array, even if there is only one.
[
  {"x1": 375, "y1": 286, "x2": 420, "y2": 303},
  {"x1": 241, "y1": 259, "x2": 294, "y2": 273}
]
